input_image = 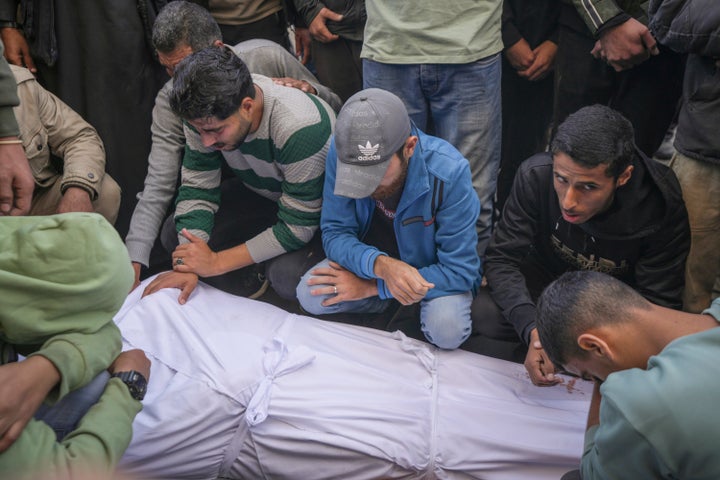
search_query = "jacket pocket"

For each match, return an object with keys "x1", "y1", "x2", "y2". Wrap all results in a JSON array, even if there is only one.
[{"x1": 24, "y1": 130, "x2": 55, "y2": 186}]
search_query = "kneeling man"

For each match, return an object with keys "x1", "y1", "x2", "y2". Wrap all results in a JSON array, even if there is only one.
[
  {"x1": 536, "y1": 271, "x2": 720, "y2": 479},
  {"x1": 297, "y1": 88, "x2": 481, "y2": 349}
]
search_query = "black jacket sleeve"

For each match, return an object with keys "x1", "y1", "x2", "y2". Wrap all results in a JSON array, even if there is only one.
[
  {"x1": 633, "y1": 164, "x2": 690, "y2": 310},
  {"x1": 485, "y1": 156, "x2": 549, "y2": 344}
]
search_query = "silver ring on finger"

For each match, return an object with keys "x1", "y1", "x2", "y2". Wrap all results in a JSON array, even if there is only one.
[
  {"x1": 333, "y1": 285, "x2": 338, "y2": 295},
  {"x1": 175, "y1": 257, "x2": 184, "y2": 266}
]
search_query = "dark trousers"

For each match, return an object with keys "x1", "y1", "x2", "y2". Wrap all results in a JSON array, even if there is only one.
[
  {"x1": 553, "y1": 23, "x2": 685, "y2": 157},
  {"x1": 311, "y1": 37, "x2": 363, "y2": 103},
  {"x1": 161, "y1": 178, "x2": 324, "y2": 300},
  {"x1": 34, "y1": 372, "x2": 109, "y2": 441},
  {"x1": 497, "y1": 56, "x2": 554, "y2": 212},
  {"x1": 472, "y1": 257, "x2": 557, "y2": 342}
]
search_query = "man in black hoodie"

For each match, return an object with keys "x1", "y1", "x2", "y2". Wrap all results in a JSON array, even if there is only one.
[{"x1": 474, "y1": 105, "x2": 689, "y2": 386}]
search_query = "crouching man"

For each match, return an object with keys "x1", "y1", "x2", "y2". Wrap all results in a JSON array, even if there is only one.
[{"x1": 297, "y1": 88, "x2": 481, "y2": 349}]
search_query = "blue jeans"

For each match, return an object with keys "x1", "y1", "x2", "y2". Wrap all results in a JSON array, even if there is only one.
[
  {"x1": 297, "y1": 259, "x2": 473, "y2": 349},
  {"x1": 34, "y1": 372, "x2": 109, "y2": 440},
  {"x1": 363, "y1": 55, "x2": 502, "y2": 257}
]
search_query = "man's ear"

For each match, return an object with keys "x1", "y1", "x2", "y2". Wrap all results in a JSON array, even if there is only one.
[
  {"x1": 577, "y1": 333, "x2": 611, "y2": 359},
  {"x1": 616, "y1": 164, "x2": 634, "y2": 187},
  {"x1": 404, "y1": 136, "x2": 418, "y2": 158},
  {"x1": 240, "y1": 96, "x2": 254, "y2": 116},
  {"x1": 213, "y1": 39, "x2": 224, "y2": 48}
]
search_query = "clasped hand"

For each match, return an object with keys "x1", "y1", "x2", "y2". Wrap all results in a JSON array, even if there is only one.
[
  {"x1": 374, "y1": 256, "x2": 434, "y2": 305},
  {"x1": 0, "y1": 356, "x2": 60, "y2": 452},
  {"x1": 591, "y1": 18, "x2": 659, "y2": 72}
]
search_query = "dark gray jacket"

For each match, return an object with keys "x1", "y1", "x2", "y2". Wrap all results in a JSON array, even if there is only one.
[{"x1": 649, "y1": 0, "x2": 720, "y2": 165}]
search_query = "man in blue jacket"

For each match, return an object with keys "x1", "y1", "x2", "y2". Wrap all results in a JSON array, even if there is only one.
[{"x1": 296, "y1": 88, "x2": 481, "y2": 349}]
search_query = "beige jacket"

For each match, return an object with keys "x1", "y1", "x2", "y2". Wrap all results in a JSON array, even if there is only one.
[{"x1": 11, "y1": 65, "x2": 106, "y2": 200}]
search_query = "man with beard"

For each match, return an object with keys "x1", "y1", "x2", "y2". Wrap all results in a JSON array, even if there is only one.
[
  {"x1": 296, "y1": 88, "x2": 481, "y2": 350},
  {"x1": 143, "y1": 45, "x2": 335, "y2": 304}
]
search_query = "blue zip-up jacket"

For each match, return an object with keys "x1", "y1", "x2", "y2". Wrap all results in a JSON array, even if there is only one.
[{"x1": 321, "y1": 128, "x2": 482, "y2": 301}]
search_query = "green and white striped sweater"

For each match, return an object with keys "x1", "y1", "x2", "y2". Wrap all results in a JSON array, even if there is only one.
[{"x1": 175, "y1": 74, "x2": 335, "y2": 263}]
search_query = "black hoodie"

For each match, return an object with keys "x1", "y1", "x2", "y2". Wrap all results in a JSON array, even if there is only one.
[{"x1": 485, "y1": 150, "x2": 690, "y2": 344}]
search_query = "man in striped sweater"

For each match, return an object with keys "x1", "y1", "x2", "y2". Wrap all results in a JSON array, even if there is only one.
[{"x1": 143, "y1": 46, "x2": 335, "y2": 304}]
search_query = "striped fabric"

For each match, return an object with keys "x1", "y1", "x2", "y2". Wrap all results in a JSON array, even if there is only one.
[
  {"x1": 175, "y1": 74, "x2": 335, "y2": 263},
  {"x1": 569, "y1": 0, "x2": 646, "y2": 35}
]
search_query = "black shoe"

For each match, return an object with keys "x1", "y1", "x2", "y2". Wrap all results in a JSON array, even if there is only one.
[
  {"x1": 205, "y1": 264, "x2": 269, "y2": 299},
  {"x1": 243, "y1": 264, "x2": 269, "y2": 300}
]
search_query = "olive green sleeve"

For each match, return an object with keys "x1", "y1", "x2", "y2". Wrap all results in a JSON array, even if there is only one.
[{"x1": 0, "y1": 379, "x2": 142, "y2": 479}]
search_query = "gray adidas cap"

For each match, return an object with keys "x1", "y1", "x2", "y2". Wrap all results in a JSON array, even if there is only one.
[{"x1": 334, "y1": 88, "x2": 411, "y2": 199}]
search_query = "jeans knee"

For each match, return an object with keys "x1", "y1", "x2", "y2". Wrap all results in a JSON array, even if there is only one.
[
  {"x1": 296, "y1": 265, "x2": 329, "y2": 315},
  {"x1": 421, "y1": 293, "x2": 472, "y2": 350},
  {"x1": 422, "y1": 319, "x2": 471, "y2": 349}
]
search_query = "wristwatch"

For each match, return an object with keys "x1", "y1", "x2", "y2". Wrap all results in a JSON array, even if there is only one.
[{"x1": 111, "y1": 370, "x2": 148, "y2": 401}]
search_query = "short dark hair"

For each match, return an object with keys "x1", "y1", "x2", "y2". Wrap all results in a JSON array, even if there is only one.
[
  {"x1": 536, "y1": 271, "x2": 650, "y2": 367},
  {"x1": 550, "y1": 105, "x2": 635, "y2": 179},
  {"x1": 170, "y1": 46, "x2": 254, "y2": 121},
  {"x1": 152, "y1": 1, "x2": 221, "y2": 53}
]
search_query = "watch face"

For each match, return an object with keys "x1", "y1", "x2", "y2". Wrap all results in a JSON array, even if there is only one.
[
  {"x1": 127, "y1": 372, "x2": 148, "y2": 401},
  {"x1": 113, "y1": 371, "x2": 148, "y2": 401}
]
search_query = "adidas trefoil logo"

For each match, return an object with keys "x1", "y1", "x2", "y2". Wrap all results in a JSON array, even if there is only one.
[
  {"x1": 357, "y1": 141, "x2": 381, "y2": 162},
  {"x1": 358, "y1": 141, "x2": 379, "y2": 155}
]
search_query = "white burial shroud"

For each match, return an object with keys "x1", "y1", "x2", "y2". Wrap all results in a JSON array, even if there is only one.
[{"x1": 117, "y1": 278, "x2": 591, "y2": 480}]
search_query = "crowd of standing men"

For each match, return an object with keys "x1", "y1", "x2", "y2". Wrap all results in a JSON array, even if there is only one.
[{"x1": 0, "y1": 0, "x2": 718, "y2": 478}]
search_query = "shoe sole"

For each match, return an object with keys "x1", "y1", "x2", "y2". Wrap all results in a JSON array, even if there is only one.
[{"x1": 247, "y1": 278, "x2": 270, "y2": 300}]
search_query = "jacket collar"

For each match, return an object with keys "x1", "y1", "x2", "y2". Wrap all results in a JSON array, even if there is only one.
[{"x1": 397, "y1": 126, "x2": 431, "y2": 215}]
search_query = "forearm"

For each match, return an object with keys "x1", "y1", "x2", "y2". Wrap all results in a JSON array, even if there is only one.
[
  {"x1": 324, "y1": 229, "x2": 385, "y2": 281},
  {"x1": 214, "y1": 243, "x2": 254, "y2": 275},
  {"x1": 32, "y1": 322, "x2": 122, "y2": 403},
  {"x1": 126, "y1": 87, "x2": 185, "y2": 265},
  {"x1": 0, "y1": 379, "x2": 141, "y2": 478}
]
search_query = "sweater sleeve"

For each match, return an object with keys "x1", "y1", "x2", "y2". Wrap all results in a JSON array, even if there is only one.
[
  {"x1": 125, "y1": 82, "x2": 185, "y2": 266},
  {"x1": 174, "y1": 124, "x2": 223, "y2": 244},
  {"x1": 236, "y1": 41, "x2": 342, "y2": 112},
  {"x1": 27, "y1": 322, "x2": 122, "y2": 403},
  {"x1": 0, "y1": 379, "x2": 142, "y2": 479}
]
